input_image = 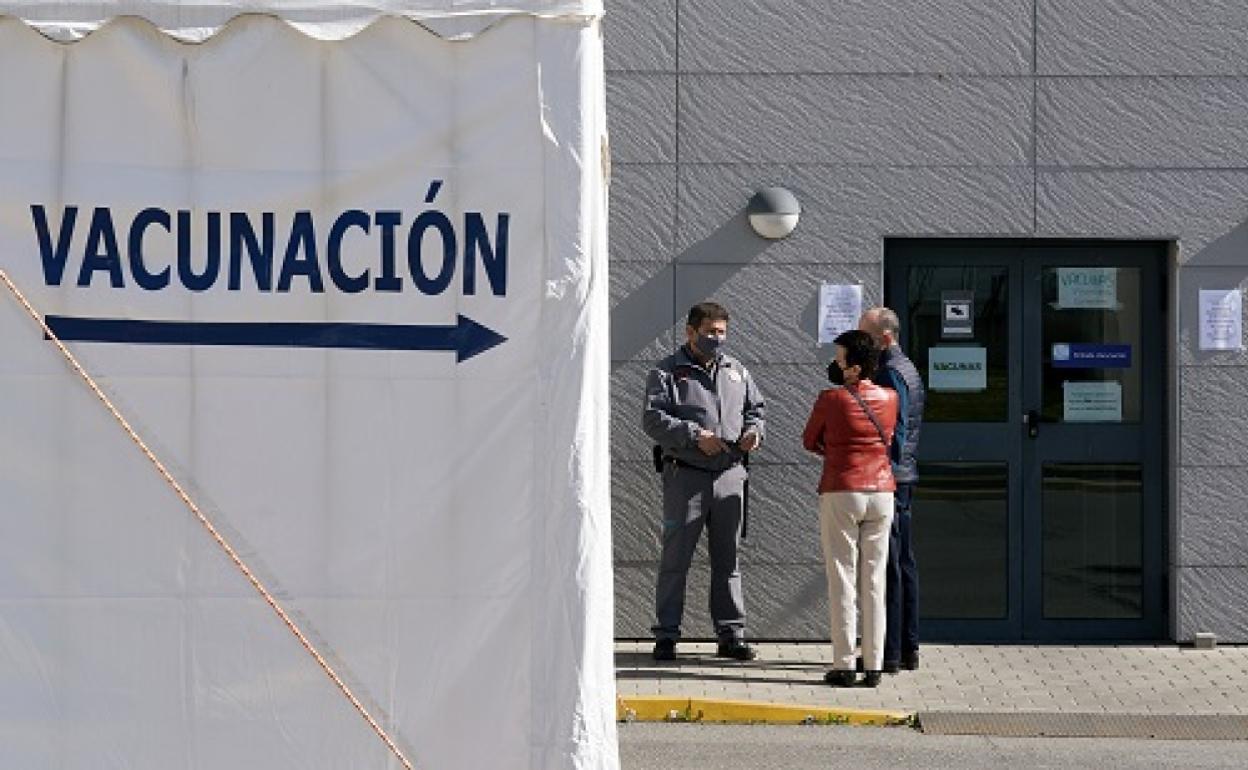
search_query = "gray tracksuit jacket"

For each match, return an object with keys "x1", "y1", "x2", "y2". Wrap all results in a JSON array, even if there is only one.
[{"x1": 642, "y1": 346, "x2": 766, "y2": 472}]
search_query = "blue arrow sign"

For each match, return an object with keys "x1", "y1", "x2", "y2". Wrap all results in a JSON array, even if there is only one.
[{"x1": 43, "y1": 315, "x2": 507, "y2": 363}]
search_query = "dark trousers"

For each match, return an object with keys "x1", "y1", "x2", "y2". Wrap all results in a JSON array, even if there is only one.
[
  {"x1": 884, "y1": 483, "x2": 919, "y2": 663},
  {"x1": 652, "y1": 463, "x2": 747, "y2": 642}
]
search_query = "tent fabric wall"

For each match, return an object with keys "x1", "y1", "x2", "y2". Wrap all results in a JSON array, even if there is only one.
[
  {"x1": 0, "y1": 6, "x2": 613, "y2": 769},
  {"x1": 0, "y1": 1, "x2": 604, "y2": 41}
]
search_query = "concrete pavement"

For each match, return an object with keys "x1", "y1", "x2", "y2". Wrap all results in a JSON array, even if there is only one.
[
  {"x1": 619, "y1": 723, "x2": 1248, "y2": 770},
  {"x1": 615, "y1": 641, "x2": 1248, "y2": 726}
]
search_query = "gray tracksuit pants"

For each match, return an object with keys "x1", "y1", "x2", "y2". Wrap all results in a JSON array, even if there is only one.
[{"x1": 652, "y1": 462, "x2": 747, "y2": 642}]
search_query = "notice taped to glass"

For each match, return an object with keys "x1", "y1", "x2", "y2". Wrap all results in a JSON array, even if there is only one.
[
  {"x1": 1063, "y1": 380, "x2": 1123, "y2": 422},
  {"x1": 1056, "y1": 267, "x2": 1118, "y2": 309},
  {"x1": 928, "y1": 346, "x2": 987, "y2": 392}
]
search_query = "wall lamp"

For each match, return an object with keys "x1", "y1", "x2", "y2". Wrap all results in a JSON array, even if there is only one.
[{"x1": 747, "y1": 187, "x2": 801, "y2": 239}]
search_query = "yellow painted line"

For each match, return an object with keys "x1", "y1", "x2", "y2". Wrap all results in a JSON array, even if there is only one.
[{"x1": 617, "y1": 696, "x2": 912, "y2": 727}]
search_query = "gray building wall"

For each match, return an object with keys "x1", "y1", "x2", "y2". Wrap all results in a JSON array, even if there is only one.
[{"x1": 605, "y1": 0, "x2": 1248, "y2": 642}]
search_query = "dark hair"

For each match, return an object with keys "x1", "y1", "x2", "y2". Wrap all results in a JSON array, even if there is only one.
[
  {"x1": 833, "y1": 329, "x2": 879, "y2": 379},
  {"x1": 687, "y1": 301, "x2": 730, "y2": 328}
]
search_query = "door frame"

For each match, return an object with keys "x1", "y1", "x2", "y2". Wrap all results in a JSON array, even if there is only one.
[{"x1": 884, "y1": 238, "x2": 1169, "y2": 642}]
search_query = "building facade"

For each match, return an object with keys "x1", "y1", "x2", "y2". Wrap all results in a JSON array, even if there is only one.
[{"x1": 606, "y1": 1, "x2": 1248, "y2": 643}]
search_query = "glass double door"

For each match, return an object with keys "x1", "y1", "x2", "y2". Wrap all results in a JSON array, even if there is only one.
[{"x1": 886, "y1": 240, "x2": 1167, "y2": 641}]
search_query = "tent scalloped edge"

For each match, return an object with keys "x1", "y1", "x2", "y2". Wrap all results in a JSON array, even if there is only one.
[{"x1": 0, "y1": 4, "x2": 602, "y2": 43}]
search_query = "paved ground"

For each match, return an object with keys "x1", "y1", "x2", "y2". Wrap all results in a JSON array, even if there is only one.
[
  {"x1": 615, "y1": 641, "x2": 1248, "y2": 716},
  {"x1": 619, "y1": 723, "x2": 1248, "y2": 769}
]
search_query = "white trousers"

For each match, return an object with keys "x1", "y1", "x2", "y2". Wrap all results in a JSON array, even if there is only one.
[{"x1": 818, "y1": 491, "x2": 894, "y2": 672}]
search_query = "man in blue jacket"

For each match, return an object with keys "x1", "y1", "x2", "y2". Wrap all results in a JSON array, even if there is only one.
[{"x1": 860, "y1": 306, "x2": 925, "y2": 673}]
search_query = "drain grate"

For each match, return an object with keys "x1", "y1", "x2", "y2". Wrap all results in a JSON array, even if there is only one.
[{"x1": 918, "y1": 712, "x2": 1248, "y2": 741}]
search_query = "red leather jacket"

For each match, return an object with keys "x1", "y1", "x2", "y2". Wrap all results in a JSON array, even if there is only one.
[{"x1": 802, "y1": 382, "x2": 899, "y2": 493}]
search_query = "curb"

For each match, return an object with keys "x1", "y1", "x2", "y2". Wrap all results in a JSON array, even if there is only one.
[{"x1": 617, "y1": 696, "x2": 913, "y2": 727}]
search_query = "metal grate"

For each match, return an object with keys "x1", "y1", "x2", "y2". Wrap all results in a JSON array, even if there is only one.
[{"x1": 918, "y1": 712, "x2": 1248, "y2": 741}]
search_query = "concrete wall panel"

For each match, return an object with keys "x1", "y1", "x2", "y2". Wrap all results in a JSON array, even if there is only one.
[
  {"x1": 743, "y1": 562, "x2": 830, "y2": 640},
  {"x1": 606, "y1": 1, "x2": 1248, "y2": 642},
  {"x1": 746, "y1": 365, "x2": 836, "y2": 465},
  {"x1": 1179, "y1": 366, "x2": 1248, "y2": 428},
  {"x1": 606, "y1": 73, "x2": 677, "y2": 163},
  {"x1": 1177, "y1": 467, "x2": 1248, "y2": 566},
  {"x1": 681, "y1": 0, "x2": 1032, "y2": 75},
  {"x1": 604, "y1": 0, "x2": 677, "y2": 72},
  {"x1": 680, "y1": 75, "x2": 1032, "y2": 165},
  {"x1": 614, "y1": 561, "x2": 830, "y2": 641},
  {"x1": 1037, "y1": 171, "x2": 1248, "y2": 257},
  {"x1": 1176, "y1": 268, "x2": 1248, "y2": 368},
  {"x1": 611, "y1": 461, "x2": 669, "y2": 566},
  {"x1": 1039, "y1": 1, "x2": 1248, "y2": 75},
  {"x1": 674, "y1": 263, "x2": 879, "y2": 365},
  {"x1": 1176, "y1": 567, "x2": 1248, "y2": 641},
  {"x1": 614, "y1": 563, "x2": 660, "y2": 638},
  {"x1": 1180, "y1": 415, "x2": 1248, "y2": 469},
  {"x1": 610, "y1": 261, "x2": 675, "y2": 362},
  {"x1": 1039, "y1": 78, "x2": 1248, "y2": 167},
  {"x1": 737, "y1": 463, "x2": 823, "y2": 564},
  {"x1": 610, "y1": 163, "x2": 678, "y2": 265},
  {"x1": 677, "y1": 164, "x2": 1034, "y2": 265},
  {"x1": 610, "y1": 462, "x2": 827, "y2": 568},
  {"x1": 612, "y1": 361, "x2": 660, "y2": 465}
]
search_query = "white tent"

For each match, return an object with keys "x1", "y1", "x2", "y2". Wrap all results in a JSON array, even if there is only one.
[{"x1": 0, "y1": 2, "x2": 614, "y2": 767}]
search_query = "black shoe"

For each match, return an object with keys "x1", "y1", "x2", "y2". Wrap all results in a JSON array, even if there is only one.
[
  {"x1": 901, "y1": 650, "x2": 919, "y2": 671},
  {"x1": 652, "y1": 638, "x2": 676, "y2": 661},
  {"x1": 860, "y1": 671, "x2": 882, "y2": 688},
  {"x1": 716, "y1": 639, "x2": 757, "y2": 661},
  {"x1": 854, "y1": 657, "x2": 864, "y2": 672},
  {"x1": 824, "y1": 670, "x2": 857, "y2": 687}
]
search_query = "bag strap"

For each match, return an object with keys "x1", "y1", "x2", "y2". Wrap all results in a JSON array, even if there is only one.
[{"x1": 846, "y1": 386, "x2": 889, "y2": 448}]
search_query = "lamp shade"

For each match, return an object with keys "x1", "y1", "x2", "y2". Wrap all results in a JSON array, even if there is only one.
[{"x1": 747, "y1": 186, "x2": 801, "y2": 239}]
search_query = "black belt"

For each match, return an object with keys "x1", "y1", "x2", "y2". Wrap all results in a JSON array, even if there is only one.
[
  {"x1": 664, "y1": 457, "x2": 702, "y2": 470},
  {"x1": 664, "y1": 457, "x2": 742, "y2": 472}
]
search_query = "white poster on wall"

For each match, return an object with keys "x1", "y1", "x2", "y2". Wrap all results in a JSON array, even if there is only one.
[
  {"x1": 1199, "y1": 289, "x2": 1244, "y2": 351},
  {"x1": 1063, "y1": 381, "x2": 1123, "y2": 422},
  {"x1": 1056, "y1": 267, "x2": 1118, "y2": 309},
  {"x1": 819, "y1": 282, "x2": 863, "y2": 344},
  {"x1": 928, "y1": 346, "x2": 987, "y2": 392}
]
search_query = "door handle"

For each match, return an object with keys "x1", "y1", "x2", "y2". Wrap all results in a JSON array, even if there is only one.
[{"x1": 1023, "y1": 409, "x2": 1039, "y2": 439}]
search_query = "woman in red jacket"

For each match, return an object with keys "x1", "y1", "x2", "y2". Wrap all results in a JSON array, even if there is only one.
[{"x1": 802, "y1": 330, "x2": 899, "y2": 688}]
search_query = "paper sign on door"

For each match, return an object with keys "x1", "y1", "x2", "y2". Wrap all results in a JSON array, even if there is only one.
[
  {"x1": 1063, "y1": 381, "x2": 1122, "y2": 423},
  {"x1": 1056, "y1": 267, "x2": 1118, "y2": 309},
  {"x1": 928, "y1": 346, "x2": 987, "y2": 392}
]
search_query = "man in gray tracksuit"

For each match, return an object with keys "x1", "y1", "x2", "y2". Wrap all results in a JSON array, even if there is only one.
[{"x1": 643, "y1": 301, "x2": 765, "y2": 662}]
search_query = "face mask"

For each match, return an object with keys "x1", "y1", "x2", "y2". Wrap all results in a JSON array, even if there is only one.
[
  {"x1": 826, "y1": 361, "x2": 845, "y2": 385},
  {"x1": 696, "y1": 333, "x2": 724, "y2": 358}
]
